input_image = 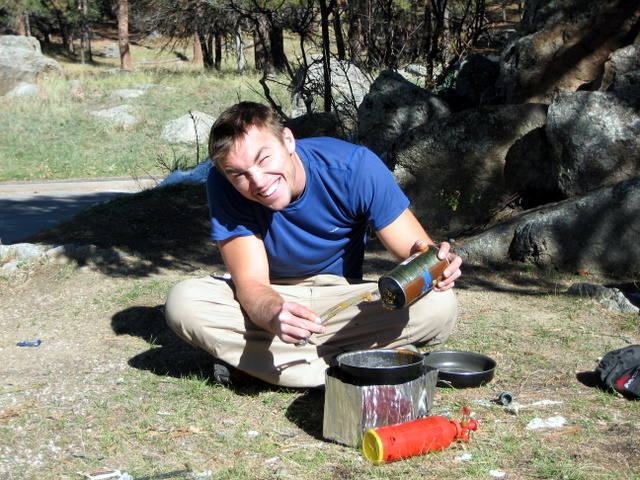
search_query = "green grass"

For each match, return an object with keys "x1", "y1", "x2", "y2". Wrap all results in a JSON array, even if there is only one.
[{"x1": 0, "y1": 45, "x2": 291, "y2": 181}]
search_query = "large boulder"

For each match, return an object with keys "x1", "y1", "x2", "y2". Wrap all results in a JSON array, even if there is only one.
[
  {"x1": 0, "y1": 35, "x2": 63, "y2": 96},
  {"x1": 456, "y1": 176, "x2": 640, "y2": 278},
  {"x1": 161, "y1": 111, "x2": 214, "y2": 144},
  {"x1": 455, "y1": 54, "x2": 500, "y2": 107},
  {"x1": 503, "y1": 127, "x2": 565, "y2": 208},
  {"x1": 599, "y1": 43, "x2": 640, "y2": 92},
  {"x1": 546, "y1": 90, "x2": 640, "y2": 197},
  {"x1": 389, "y1": 103, "x2": 548, "y2": 237},
  {"x1": 285, "y1": 112, "x2": 343, "y2": 140},
  {"x1": 290, "y1": 55, "x2": 372, "y2": 123},
  {"x1": 357, "y1": 70, "x2": 450, "y2": 158},
  {"x1": 496, "y1": 0, "x2": 640, "y2": 104}
]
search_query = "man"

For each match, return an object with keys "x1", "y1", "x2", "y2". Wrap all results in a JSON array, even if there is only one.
[{"x1": 165, "y1": 101, "x2": 461, "y2": 388}]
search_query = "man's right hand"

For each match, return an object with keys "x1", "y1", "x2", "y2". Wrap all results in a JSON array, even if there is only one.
[{"x1": 270, "y1": 302, "x2": 325, "y2": 344}]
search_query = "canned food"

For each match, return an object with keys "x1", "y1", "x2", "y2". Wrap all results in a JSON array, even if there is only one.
[{"x1": 378, "y1": 246, "x2": 449, "y2": 309}]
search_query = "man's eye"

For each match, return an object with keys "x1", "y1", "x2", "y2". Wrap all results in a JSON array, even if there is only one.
[{"x1": 259, "y1": 156, "x2": 270, "y2": 165}]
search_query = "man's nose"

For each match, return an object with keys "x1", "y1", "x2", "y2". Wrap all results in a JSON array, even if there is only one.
[{"x1": 247, "y1": 167, "x2": 266, "y2": 187}]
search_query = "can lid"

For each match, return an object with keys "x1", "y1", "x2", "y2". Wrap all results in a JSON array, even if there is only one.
[
  {"x1": 362, "y1": 428, "x2": 385, "y2": 464},
  {"x1": 378, "y1": 276, "x2": 406, "y2": 309}
]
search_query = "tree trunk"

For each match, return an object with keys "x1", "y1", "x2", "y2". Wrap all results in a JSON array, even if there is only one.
[
  {"x1": 193, "y1": 30, "x2": 204, "y2": 67},
  {"x1": 347, "y1": 0, "x2": 367, "y2": 64},
  {"x1": 214, "y1": 31, "x2": 222, "y2": 70},
  {"x1": 201, "y1": 33, "x2": 214, "y2": 68},
  {"x1": 333, "y1": 1, "x2": 346, "y2": 60},
  {"x1": 235, "y1": 23, "x2": 246, "y2": 72},
  {"x1": 14, "y1": 9, "x2": 28, "y2": 36},
  {"x1": 79, "y1": 0, "x2": 92, "y2": 64},
  {"x1": 117, "y1": 0, "x2": 133, "y2": 70},
  {"x1": 254, "y1": 15, "x2": 273, "y2": 73},
  {"x1": 319, "y1": 0, "x2": 332, "y2": 112},
  {"x1": 269, "y1": 24, "x2": 286, "y2": 72}
]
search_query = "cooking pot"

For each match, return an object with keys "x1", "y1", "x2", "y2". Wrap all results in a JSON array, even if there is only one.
[{"x1": 336, "y1": 349, "x2": 427, "y2": 385}]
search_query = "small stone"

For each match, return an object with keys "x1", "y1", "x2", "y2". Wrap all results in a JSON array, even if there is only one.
[
  {"x1": 455, "y1": 453, "x2": 473, "y2": 462},
  {"x1": 489, "y1": 470, "x2": 506, "y2": 478}
]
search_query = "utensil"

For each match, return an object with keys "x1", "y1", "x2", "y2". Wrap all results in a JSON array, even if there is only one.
[
  {"x1": 423, "y1": 350, "x2": 496, "y2": 388},
  {"x1": 336, "y1": 349, "x2": 427, "y2": 385},
  {"x1": 295, "y1": 288, "x2": 379, "y2": 347}
]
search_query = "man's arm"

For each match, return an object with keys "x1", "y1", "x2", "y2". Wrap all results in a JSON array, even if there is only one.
[
  {"x1": 375, "y1": 208, "x2": 462, "y2": 291},
  {"x1": 218, "y1": 235, "x2": 325, "y2": 343}
]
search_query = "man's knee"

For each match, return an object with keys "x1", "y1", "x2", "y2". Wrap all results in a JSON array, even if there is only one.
[
  {"x1": 164, "y1": 278, "x2": 201, "y2": 333},
  {"x1": 412, "y1": 289, "x2": 458, "y2": 345}
]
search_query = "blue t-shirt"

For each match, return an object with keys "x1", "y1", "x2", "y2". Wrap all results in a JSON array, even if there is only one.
[{"x1": 207, "y1": 137, "x2": 409, "y2": 279}]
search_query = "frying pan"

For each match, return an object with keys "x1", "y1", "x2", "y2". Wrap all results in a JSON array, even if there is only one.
[
  {"x1": 423, "y1": 350, "x2": 496, "y2": 388},
  {"x1": 336, "y1": 349, "x2": 427, "y2": 385}
]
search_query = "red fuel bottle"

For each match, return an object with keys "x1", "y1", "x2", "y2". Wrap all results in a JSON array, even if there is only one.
[{"x1": 362, "y1": 408, "x2": 478, "y2": 464}]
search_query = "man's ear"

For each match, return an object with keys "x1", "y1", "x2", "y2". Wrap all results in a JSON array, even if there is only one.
[{"x1": 282, "y1": 127, "x2": 296, "y2": 153}]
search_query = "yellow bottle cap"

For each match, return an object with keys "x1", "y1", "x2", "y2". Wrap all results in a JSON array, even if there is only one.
[{"x1": 362, "y1": 428, "x2": 385, "y2": 465}]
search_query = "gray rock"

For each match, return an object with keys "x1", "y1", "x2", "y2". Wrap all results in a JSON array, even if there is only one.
[
  {"x1": 0, "y1": 35, "x2": 63, "y2": 96},
  {"x1": 90, "y1": 105, "x2": 138, "y2": 127},
  {"x1": 112, "y1": 88, "x2": 145, "y2": 99},
  {"x1": 161, "y1": 111, "x2": 214, "y2": 144},
  {"x1": 103, "y1": 42, "x2": 120, "y2": 58},
  {"x1": 0, "y1": 243, "x2": 47, "y2": 261},
  {"x1": 390, "y1": 103, "x2": 548, "y2": 236},
  {"x1": 133, "y1": 83, "x2": 175, "y2": 91},
  {"x1": 503, "y1": 127, "x2": 564, "y2": 207},
  {"x1": 455, "y1": 54, "x2": 500, "y2": 106},
  {"x1": 457, "y1": 176, "x2": 640, "y2": 278},
  {"x1": 0, "y1": 35, "x2": 40, "y2": 52},
  {"x1": 546, "y1": 91, "x2": 640, "y2": 197},
  {"x1": 601, "y1": 44, "x2": 640, "y2": 92},
  {"x1": 567, "y1": 282, "x2": 639, "y2": 314},
  {"x1": 357, "y1": 70, "x2": 450, "y2": 158},
  {"x1": 285, "y1": 112, "x2": 343, "y2": 139},
  {"x1": 5, "y1": 81, "x2": 41, "y2": 98},
  {"x1": 290, "y1": 55, "x2": 372, "y2": 122},
  {"x1": 496, "y1": 0, "x2": 639, "y2": 103}
]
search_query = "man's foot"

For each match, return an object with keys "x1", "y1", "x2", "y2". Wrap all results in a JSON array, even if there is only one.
[{"x1": 212, "y1": 359, "x2": 233, "y2": 384}]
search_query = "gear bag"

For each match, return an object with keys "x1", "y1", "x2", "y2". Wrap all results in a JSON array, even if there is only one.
[{"x1": 596, "y1": 345, "x2": 640, "y2": 399}]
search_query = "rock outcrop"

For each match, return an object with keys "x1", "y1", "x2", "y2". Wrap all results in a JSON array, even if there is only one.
[
  {"x1": 356, "y1": 70, "x2": 449, "y2": 158},
  {"x1": 456, "y1": 177, "x2": 640, "y2": 277},
  {"x1": 0, "y1": 35, "x2": 63, "y2": 96}
]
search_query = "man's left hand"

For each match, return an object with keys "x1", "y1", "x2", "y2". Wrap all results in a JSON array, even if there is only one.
[{"x1": 411, "y1": 240, "x2": 462, "y2": 291}]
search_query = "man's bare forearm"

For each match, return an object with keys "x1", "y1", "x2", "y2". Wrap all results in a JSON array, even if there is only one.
[{"x1": 235, "y1": 281, "x2": 283, "y2": 333}]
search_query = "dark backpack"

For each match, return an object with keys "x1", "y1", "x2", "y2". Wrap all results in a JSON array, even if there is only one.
[{"x1": 596, "y1": 345, "x2": 640, "y2": 399}]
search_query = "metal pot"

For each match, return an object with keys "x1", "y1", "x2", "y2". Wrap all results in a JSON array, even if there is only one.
[{"x1": 336, "y1": 349, "x2": 426, "y2": 385}]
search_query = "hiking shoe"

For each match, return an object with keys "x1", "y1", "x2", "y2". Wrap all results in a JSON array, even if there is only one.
[{"x1": 212, "y1": 360, "x2": 233, "y2": 384}]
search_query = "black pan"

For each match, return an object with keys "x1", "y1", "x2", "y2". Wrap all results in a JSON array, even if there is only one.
[
  {"x1": 336, "y1": 349, "x2": 426, "y2": 385},
  {"x1": 423, "y1": 350, "x2": 496, "y2": 388}
]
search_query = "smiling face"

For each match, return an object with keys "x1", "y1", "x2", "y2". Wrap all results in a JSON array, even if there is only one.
[{"x1": 219, "y1": 126, "x2": 306, "y2": 211}]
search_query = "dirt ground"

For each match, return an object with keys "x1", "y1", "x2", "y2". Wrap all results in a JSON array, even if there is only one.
[{"x1": 1, "y1": 184, "x2": 639, "y2": 479}]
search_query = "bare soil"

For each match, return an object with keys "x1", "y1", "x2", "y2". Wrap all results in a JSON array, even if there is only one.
[{"x1": 1, "y1": 184, "x2": 639, "y2": 479}]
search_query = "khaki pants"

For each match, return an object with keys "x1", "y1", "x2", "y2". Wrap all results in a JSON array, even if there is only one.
[{"x1": 165, "y1": 274, "x2": 457, "y2": 388}]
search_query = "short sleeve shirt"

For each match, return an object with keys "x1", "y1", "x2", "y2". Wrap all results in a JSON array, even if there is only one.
[{"x1": 207, "y1": 137, "x2": 409, "y2": 279}]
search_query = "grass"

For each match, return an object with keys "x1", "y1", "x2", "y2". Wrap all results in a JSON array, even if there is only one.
[{"x1": 0, "y1": 39, "x2": 291, "y2": 181}]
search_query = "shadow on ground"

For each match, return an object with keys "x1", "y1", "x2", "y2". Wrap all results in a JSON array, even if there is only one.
[
  {"x1": 27, "y1": 184, "x2": 221, "y2": 277},
  {"x1": 111, "y1": 304, "x2": 328, "y2": 434},
  {"x1": 0, "y1": 191, "x2": 136, "y2": 245},
  {"x1": 111, "y1": 305, "x2": 277, "y2": 396}
]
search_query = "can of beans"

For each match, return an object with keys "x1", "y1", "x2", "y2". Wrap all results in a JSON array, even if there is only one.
[{"x1": 378, "y1": 246, "x2": 449, "y2": 310}]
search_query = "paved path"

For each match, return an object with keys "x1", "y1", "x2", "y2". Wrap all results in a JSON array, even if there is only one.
[{"x1": 0, "y1": 176, "x2": 161, "y2": 245}]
